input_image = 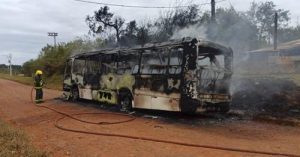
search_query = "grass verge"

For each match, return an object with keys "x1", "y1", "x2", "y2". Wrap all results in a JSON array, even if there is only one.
[
  {"x1": 0, "y1": 120, "x2": 47, "y2": 157},
  {"x1": 0, "y1": 73, "x2": 61, "y2": 156},
  {"x1": 0, "y1": 73, "x2": 33, "y2": 86},
  {"x1": 0, "y1": 73, "x2": 62, "y2": 90}
]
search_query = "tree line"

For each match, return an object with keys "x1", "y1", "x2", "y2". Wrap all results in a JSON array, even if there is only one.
[
  {"x1": 0, "y1": 64, "x2": 22, "y2": 74},
  {"x1": 22, "y1": 1, "x2": 300, "y2": 77}
]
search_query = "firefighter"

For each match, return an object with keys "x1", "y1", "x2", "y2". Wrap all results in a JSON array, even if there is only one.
[{"x1": 34, "y1": 70, "x2": 44, "y2": 103}]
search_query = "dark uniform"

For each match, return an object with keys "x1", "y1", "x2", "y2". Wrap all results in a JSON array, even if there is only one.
[{"x1": 34, "y1": 74, "x2": 43, "y2": 103}]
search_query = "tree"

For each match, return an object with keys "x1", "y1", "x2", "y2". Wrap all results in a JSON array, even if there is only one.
[
  {"x1": 278, "y1": 25, "x2": 300, "y2": 43},
  {"x1": 247, "y1": 1, "x2": 290, "y2": 44},
  {"x1": 153, "y1": 5, "x2": 200, "y2": 42},
  {"x1": 86, "y1": 6, "x2": 125, "y2": 45},
  {"x1": 204, "y1": 7, "x2": 259, "y2": 54},
  {"x1": 22, "y1": 59, "x2": 35, "y2": 76},
  {"x1": 172, "y1": 5, "x2": 199, "y2": 28},
  {"x1": 119, "y1": 20, "x2": 138, "y2": 46},
  {"x1": 137, "y1": 24, "x2": 151, "y2": 46}
]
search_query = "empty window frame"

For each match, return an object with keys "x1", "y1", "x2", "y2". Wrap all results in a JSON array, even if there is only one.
[
  {"x1": 140, "y1": 49, "x2": 168, "y2": 74},
  {"x1": 116, "y1": 52, "x2": 140, "y2": 74}
]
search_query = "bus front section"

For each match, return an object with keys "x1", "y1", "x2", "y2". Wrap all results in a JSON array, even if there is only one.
[{"x1": 180, "y1": 39, "x2": 233, "y2": 113}]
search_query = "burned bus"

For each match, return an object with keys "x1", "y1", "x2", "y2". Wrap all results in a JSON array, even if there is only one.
[{"x1": 63, "y1": 38, "x2": 233, "y2": 113}]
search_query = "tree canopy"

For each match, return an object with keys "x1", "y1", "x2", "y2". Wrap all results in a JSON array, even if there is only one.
[{"x1": 20, "y1": 1, "x2": 300, "y2": 77}]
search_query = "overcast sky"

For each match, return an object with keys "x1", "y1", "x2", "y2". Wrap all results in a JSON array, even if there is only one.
[{"x1": 1, "y1": 0, "x2": 300, "y2": 65}]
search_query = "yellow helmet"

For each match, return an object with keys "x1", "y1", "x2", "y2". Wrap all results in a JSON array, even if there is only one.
[{"x1": 35, "y1": 70, "x2": 43, "y2": 75}]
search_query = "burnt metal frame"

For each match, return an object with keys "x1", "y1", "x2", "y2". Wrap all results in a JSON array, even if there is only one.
[
  {"x1": 67, "y1": 38, "x2": 233, "y2": 91},
  {"x1": 64, "y1": 38, "x2": 233, "y2": 111}
]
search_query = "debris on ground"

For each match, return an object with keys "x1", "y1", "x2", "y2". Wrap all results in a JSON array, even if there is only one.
[{"x1": 231, "y1": 77, "x2": 300, "y2": 119}]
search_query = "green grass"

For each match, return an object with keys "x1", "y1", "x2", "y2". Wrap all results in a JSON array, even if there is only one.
[
  {"x1": 44, "y1": 74, "x2": 63, "y2": 90},
  {"x1": 0, "y1": 73, "x2": 33, "y2": 86},
  {"x1": 0, "y1": 74, "x2": 50, "y2": 156},
  {"x1": 0, "y1": 73, "x2": 62, "y2": 90},
  {"x1": 0, "y1": 120, "x2": 48, "y2": 157}
]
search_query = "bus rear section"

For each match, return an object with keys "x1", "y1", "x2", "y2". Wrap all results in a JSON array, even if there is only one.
[{"x1": 63, "y1": 51, "x2": 136, "y2": 109}]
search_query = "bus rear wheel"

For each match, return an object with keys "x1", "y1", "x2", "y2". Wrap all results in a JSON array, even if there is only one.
[
  {"x1": 180, "y1": 99, "x2": 198, "y2": 114},
  {"x1": 71, "y1": 87, "x2": 79, "y2": 101},
  {"x1": 119, "y1": 94, "x2": 132, "y2": 112},
  {"x1": 218, "y1": 103, "x2": 230, "y2": 113},
  {"x1": 205, "y1": 103, "x2": 230, "y2": 113}
]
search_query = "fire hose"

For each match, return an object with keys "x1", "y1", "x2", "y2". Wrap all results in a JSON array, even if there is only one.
[{"x1": 31, "y1": 87, "x2": 300, "y2": 157}]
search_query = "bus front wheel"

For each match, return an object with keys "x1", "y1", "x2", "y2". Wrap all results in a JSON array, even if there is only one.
[
  {"x1": 71, "y1": 87, "x2": 79, "y2": 101},
  {"x1": 119, "y1": 94, "x2": 132, "y2": 112}
]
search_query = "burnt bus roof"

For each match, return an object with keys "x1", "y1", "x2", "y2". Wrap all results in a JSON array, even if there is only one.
[{"x1": 70, "y1": 37, "x2": 232, "y2": 59}]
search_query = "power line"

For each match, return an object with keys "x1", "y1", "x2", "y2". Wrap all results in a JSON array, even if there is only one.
[{"x1": 74, "y1": 0, "x2": 226, "y2": 9}]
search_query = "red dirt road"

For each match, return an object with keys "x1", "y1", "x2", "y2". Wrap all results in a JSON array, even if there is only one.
[{"x1": 0, "y1": 78, "x2": 300, "y2": 157}]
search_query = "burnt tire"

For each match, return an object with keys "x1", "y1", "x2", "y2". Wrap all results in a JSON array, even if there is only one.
[
  {"x1": 218, "y1": 103, "x2": 230, "y2": 113},
  {"x1": 119, "y1": 94, "x2": 132, "y2": 112},
  {"x1": 180, "y1": 98, "x2": 198, "y2": 114},
  {"x1": 71, "y1": 87, "x2": 79, "y2": 101}
]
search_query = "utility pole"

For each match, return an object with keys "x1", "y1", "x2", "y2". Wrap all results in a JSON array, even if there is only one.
[
  {"x1": 274, "y1": 12, "x2": 278, "y2": 50},
  {"x1": 7, "y1": 54, "x2": 12, "y2": 76},
  {"x1": 211, "y1": 0, "x2": 216, "y2": 23},
  {"x1": 48, "y1": 32, "x2": 58, "y2": 47}
]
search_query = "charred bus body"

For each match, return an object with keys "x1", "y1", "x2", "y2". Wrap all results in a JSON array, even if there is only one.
[{"x1": 63, "y1": 38, "x2": 233, "y2": 113}]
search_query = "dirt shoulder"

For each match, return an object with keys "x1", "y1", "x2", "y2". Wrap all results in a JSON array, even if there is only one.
[
  {"x1": 0, "y1": 119, "x2": 47, "y2": 157},
  {"x1": 0, "y1": 78, "x2": 300, "y2": 157}
]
